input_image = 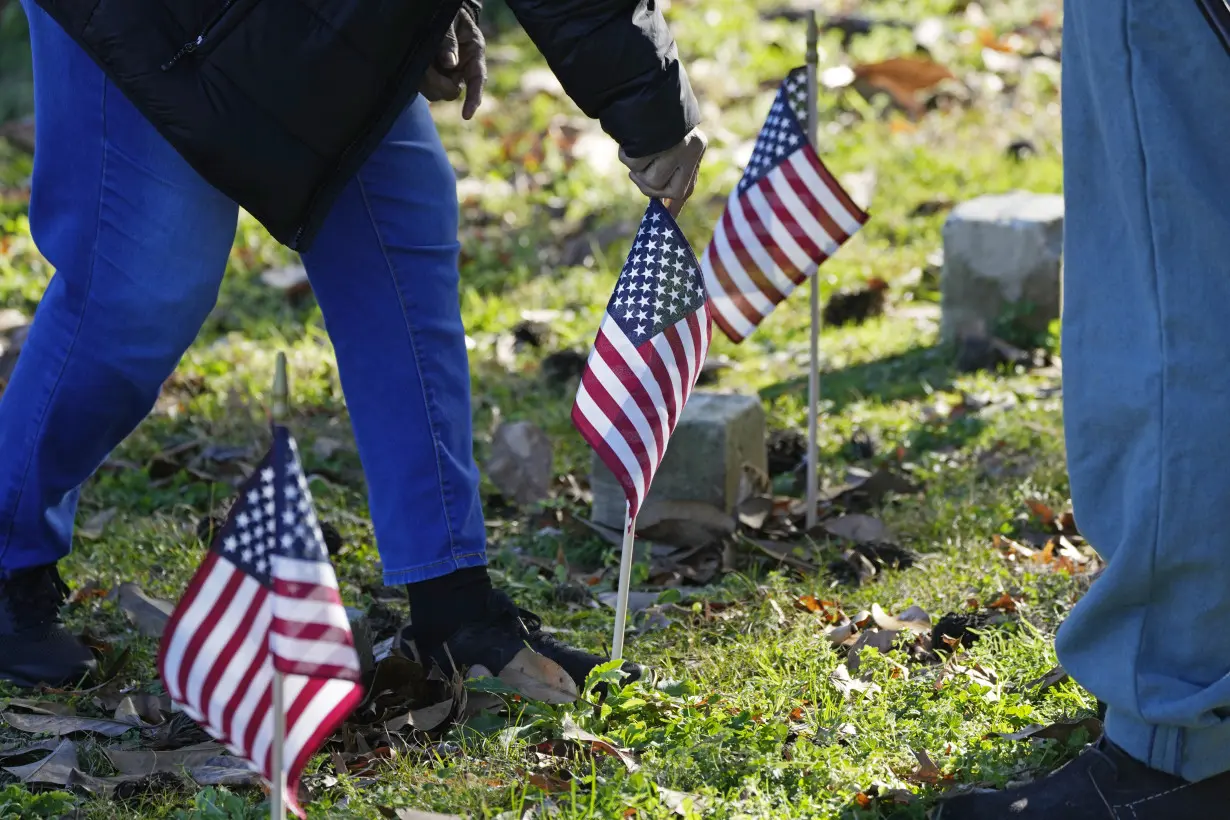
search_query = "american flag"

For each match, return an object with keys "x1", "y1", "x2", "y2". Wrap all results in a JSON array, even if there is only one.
[
  {"x1": 701, "y1": 67, "x2": 870, "y2": 343},
  {"x1": 158, "y1": 426, "x2": 363, "y2": 817},
  {"x1": 572, "y1": 199, "x2": 712, "y2": 517}
]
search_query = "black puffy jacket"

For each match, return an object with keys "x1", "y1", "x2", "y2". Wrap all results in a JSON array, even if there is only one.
[{"x1": 30, "y1": 0, "x2": 700, "y2": 250}]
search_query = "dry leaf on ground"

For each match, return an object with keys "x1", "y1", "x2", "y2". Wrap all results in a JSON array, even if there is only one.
[
  {"x1": 2, "y1": 738, "x2": 79, "y2": 785},
  {"x1": 658, "y1": 786, "x2": 709, "y2": 816},
  {"x1": 822, "y1": 514, "x2": 891, "y2": 543},
  {"x1": 498, "y1": 647, "x2": 577, "y2": 705},
  {"x1": 853, "y1": 57, "x2": 957, "y2": 117},
  {"x1": 2, "y1": 711, "x2": 136, "y2": 737},
  {"x1": 830, "y1": 665, "x2": 882, "y2": 699}
]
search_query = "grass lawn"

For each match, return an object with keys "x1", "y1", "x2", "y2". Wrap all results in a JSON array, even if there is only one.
[{"x1": 0, "y1": 0, "x2": 1090, "y2": 817}]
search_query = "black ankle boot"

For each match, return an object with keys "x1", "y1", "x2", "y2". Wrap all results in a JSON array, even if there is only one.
[
  {"x1": 934, "y1": 736, "x2": 1230, "y2": 819},
  {"x1": 399, "y1": 588, "x2": 641, "y2": 699},
  {"x1": 0, "y1": 564, "x2": 96, "y2": 688}
]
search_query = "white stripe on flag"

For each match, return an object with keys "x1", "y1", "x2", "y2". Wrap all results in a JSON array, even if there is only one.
[
  {"x1": 161, "y1": 563, "x2": 235, "y2": 701},
  {"x1": 273, "y1": 556, "x2": 341, "y2": 585},
  {"x1": 205, "y1": 595, "x2": 270, "y2": 736},
  {"x1": 789, "y1": 152, "x2": 865, "y2": 237},
  {"x1": 574, "y1": 377, "x2": 648, "y2": 503},
  {"x1": 228, "y1": 655, "x2": 272, "y2": 757},
  {"x1": 745, "y1": 182, "x2": 815, "y2": 276},
  {"x1": 274, "y1": 597, "x2": 352, "y2": 631},
  {"x1": 269, "y1": 635, "x2": 363, "y2": 673},
  {"x1": 602, "y1": 320, "x2": 673, "y2": 444},
  {"x1": 701, "y1": 245, "x2": 758, "y2": 341},
  {"x1": 585, "y1": 338, "x2": 662, "y2": 468},
  {"x1": 711, "y1": 212, "x2": 776, "y2": 317},
  {"x1": 282, "y1": 678, "x2": 356, "y2": 775},
  {"x1": 185, "y1": 574, "x2": 262, "y2": 710},
  {"x1": 769, "y1": 161, "x2": 841, "y2": 257},
  {"x1": 671, "y1": 315, "x2": 700, "y2": 397},
  {"x1": 728, "y1": 195, "x2": 795, "y2": 297}
]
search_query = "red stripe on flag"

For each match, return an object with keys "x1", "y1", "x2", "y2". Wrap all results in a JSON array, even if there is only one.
[
  {"x1": 706, "y1": 233, "x2": 766, "y2": 335},
  {"x1": 157, "y1": 551, "x2": 216, "y2": 698},
  {"x1": 176, "y1": 568, "x2": 246, "y2": 700},
  {"x1": 221, "y1": 642, "x2": 269, "y2": 748},
  {"x1": 806, "y1": 147, "x2": 869, "y2": 224},
  {"x1": 780, "y1": 156, "x2": 847, "y2": 248},
  {"x1": 630, "y1": 332, "x2": 680, "y2": 429},
  {"x1": 198, "y1": 586, "x2": 267, "y2": 730},
  {"x1": 740, "y1": 184, "x2": 805, "y2": 286},
  {"x1": 723, "y1": 205, "x2": 787, "y2": 304},
  {"x1": 270, "y1": 618, "x2": 355, "y2": 645},
  {"x1": 570, "y1": 402, "x2": 642, "y2": 517},
  {"x1": 594, "y1": 332, "x2": 666, "y2": 459},
  {"x1": 285, "y1": 682, "x2": 364, "y2": 817},
  {"x1": 271, "y1": 579, "x2": 345, "y2": 605},
  {"x1": 578, "y1": 365, "x2": 654, "y2": 482},
  {"x1": 241, "y1": 682, "x2": 273, "y2": 763},
  {"x1": 661, "y1": 322, "x2": 693, "y2": 416}
]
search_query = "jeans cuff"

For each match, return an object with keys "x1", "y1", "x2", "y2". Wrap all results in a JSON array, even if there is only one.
[
  {"x1": 382, "y1": 550, "x2": 488, "y2": 586},
  {"x1": 1105, "y1": 706, "x2": 1230, "y2": 781}
]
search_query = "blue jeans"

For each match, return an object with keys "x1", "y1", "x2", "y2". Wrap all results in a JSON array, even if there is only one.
[
  {"x1": 0, "y1": 0, "x2": 487, "y2": 585},
  {"x1": 1059, "y1": 0, "x2": 1230, "y2": 782}
]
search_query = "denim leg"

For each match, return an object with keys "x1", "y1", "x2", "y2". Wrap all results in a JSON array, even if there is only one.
[
  {"x1": 0, "y1": 1, "x2": 238, "y2": 573},
  {"x1": 300, "y1": 97, "x2": 486, "y2": 585},
  {"x1": 1057, "y1": 0, "x2": 1230, "y2": 781}
]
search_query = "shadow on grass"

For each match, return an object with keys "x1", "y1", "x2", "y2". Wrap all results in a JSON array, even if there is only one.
[{"x1": 759, "y1": 344, "x2": 957, "y2": 413}]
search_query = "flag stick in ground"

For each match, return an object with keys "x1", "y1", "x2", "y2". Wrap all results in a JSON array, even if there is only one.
[
  {"x1": 610, "y1": 504, "x2": 638, "y2": 660},
  {"x1": 270, "y1": 351, "x2": 289, "y2": 820},
  {"x1": 805, "y1": 11, "x2": 823, "y2": 530},
  {"x1": 571, "y1": 199, "x2": 712, "y2": 665}
]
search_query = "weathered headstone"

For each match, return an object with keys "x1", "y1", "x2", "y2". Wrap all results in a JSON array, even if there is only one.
[
  {"x1": 485, "y1": 420, "x2": 553, "y2": 506},
  {"x1": 940, "y1": 190, "x2": 1064, "y2": 343},
  {"x1": 590, "y1": 392, "x2": 767, "y2": 537}
]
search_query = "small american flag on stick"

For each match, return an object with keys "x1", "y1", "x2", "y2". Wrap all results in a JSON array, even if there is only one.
[
  {"x1": 158, "y1": 426, "x2": 363, "y2": 817},
  {"x1": 701, "y1": 67, "x2": 869, "y2": 343},
  {"x1": 572, "y1": 199, "x2": 713, "y2": 517}
]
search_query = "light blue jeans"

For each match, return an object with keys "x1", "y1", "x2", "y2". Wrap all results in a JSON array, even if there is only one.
[
  {"x1": 0, "y1": 0, "x2": 488, "y2": 585},
  {"x1": 1059, "y1": 0, "x2": 1230, "y2": 781}
]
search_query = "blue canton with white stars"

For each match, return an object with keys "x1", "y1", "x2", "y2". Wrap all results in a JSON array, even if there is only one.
[
  {"x1": 739, "y1": 67, "x2": 809, "y2": 193},
  {"x1": 607, "y1": 200, "x2": 707, "y2": 344},
  {"x1": 211, "y1": 428, "x2": 329, "y2": 585}
]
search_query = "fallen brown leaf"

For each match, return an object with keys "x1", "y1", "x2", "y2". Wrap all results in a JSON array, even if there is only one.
[
  {"x1": 986, "y1": 592, "x2": 1019, "y2": 612},
  {"x1": 1026, "y1": 499, "x2": 1056, "y2": 527},
  {"x1": 498, "y1": 647, "x2": 578, "y2": 705},
  {"x1": 2, "y1": 738, "x2": 79, "y2": 785},
  {"x1": 853, "y1": 56, "x2": 956, "y2": 117},
  {"x1": 902, "y1": 748, "x2": 944, "y2": 784},
  {"x1": 2, "y1": 711, "x2": 136, "y2": 737},
  {"x1": 822, "y1": 514, "x2": 891, "y2": 543}
]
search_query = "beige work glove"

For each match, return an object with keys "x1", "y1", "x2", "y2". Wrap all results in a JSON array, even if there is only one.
[{"x1": 618, "y1": 128, "x2": 708, "y2": 216}]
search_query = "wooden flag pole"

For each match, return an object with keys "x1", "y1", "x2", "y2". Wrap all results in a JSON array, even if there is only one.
[
  {"x1": 270, "y1": 352, "x2": 288, "y2": 820},
  {"x1": 611, "y1": 503, "x2": 638, "y2": 661},
  {"x1": 805, "y1": 12, "x2": 822, "y2": 531}
]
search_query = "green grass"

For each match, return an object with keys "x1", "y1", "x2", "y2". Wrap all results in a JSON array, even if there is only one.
[{"x1": 0, "y1": 0, "x2": 1083, "y2": 817}]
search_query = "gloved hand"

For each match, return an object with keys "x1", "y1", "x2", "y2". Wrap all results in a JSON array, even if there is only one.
[
  {"x1": 419, "y1": 5, "x2": 487, "y2": 120},
  {"x1": 618, "y1": 128, "x2": 708, "y2": 216}
]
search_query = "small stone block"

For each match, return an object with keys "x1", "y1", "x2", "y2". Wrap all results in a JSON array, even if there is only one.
[
  {"x1": 590, "y1": 391, "x2": 767, "y2": 530},
  {"x1": 940, "y1": 190, "x2": 1064, "y2": 342}
]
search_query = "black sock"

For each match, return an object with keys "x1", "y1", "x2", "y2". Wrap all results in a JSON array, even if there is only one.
[{"x1": 406, "y1": 566, "x2": 493, "y2": 648}]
